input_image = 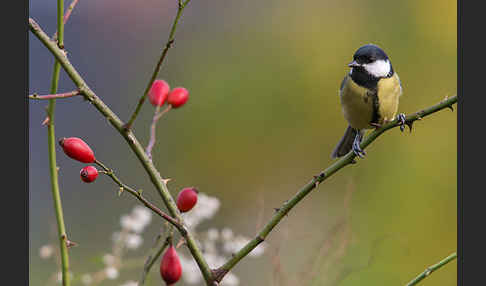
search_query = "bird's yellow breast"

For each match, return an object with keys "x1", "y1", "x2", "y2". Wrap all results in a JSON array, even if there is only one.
[
  {"x1": 376, "y1": 73, "x2": 402, "y2": 122},
  {"x1": 339, "y1": 73, "x2": 402, "y2": 130}
]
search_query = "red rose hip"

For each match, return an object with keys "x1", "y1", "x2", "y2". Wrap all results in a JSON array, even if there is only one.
[
  {"x1": 160, "y1": 245, "x2": 182, "y2": 285},
  {"x1": 148, "y1": 80, "x2": 170, "y2": 107},
  {"x1": 176, "y1": 187, "x2": 198, "y2": 213},
  {"x1": 80, "y1": 166, "x2": 98, "y2": 183},
  {"x1": 167, "y1": 87, "x2": 189, "y2": 108},
  {"x1": 59, "y1": 137, "x2": 95, "y2": 163}
]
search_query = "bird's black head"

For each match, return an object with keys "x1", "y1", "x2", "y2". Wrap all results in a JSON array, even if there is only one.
[
  {"x1": 352, "y1": 44, "x2": 389, "y2": 65},
  {"x1": 348, "y1": 44, "x2": 394, "y2": 89}
]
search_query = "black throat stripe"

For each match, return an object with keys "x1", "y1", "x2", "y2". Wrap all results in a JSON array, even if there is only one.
[{"x1": 369, "y1": 89, "x2": 380, "y2": 124}]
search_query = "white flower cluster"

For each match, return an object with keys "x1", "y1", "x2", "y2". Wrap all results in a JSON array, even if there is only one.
[
  {"x1": 220, "y1": 228, "x2": 265, "y2": 258},
  {"x1": 112, "y1": 206, "x2": 153, "y2": 250},
  {"x1": 105, "y1": 266, "x2": 119, "y2": 280},
  {"x1": 176, "y1": 194, "x2": 266, "y2": 286},
  {"x1": 120, "y1": 205, "x2": 152, "y2": 234},
  {"x1": 183, "y1": 192, "x2": 221, "y2": 229}
]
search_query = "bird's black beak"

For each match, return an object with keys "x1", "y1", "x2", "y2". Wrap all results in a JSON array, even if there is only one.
[{"x1": 348, "y1": 60, "x2": 360, "y2": 68}]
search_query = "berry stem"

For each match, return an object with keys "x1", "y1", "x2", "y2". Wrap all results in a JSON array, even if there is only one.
[
  {"x1": 140, "y1": 227, "x2": 173, "y2": 285},
  {"x1": 146, "y1": 105, "x2": 172, "y2": 160}
]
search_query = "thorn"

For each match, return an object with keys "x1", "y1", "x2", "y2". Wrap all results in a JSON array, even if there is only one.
[
  {"x1": 175, "y1": 238, "x2": 186, "y2": 249},
  {"x1": 56, "y1": 166, "x2": 60, "y2": 172},
  {"x1": 162, "y1": 178, "x2": 172, "y2": 185},
  {"x1": 313, "y1": 171, "x2": 326, "y2": 182},
  {"x1": 137, "y1": 189, "x2": 143, "y2": 195},
  {"x1": 274, "y1": 206, "x2": 289, "y2": 217},
  {"x1": 144, "y1": 255, "x2": 152, "y2": 268},
  {"x1": 42, "y1": 116, "x2": 50, "y2": 126},
  {"x1": 405, "y1": 121, "x2": 414, "y2": 133},
  {"x1": 122, "y1": 123, "x2": 131, "y2": 131},
  {"x1": 448, "y1": 105, "x2": 454, "y2": 112},
  {"x1": 118, "y1": 187, "x2": 124, "y2": 196},
  {"x1": 66, "y1": 240, "x2": 78, "y2": 248}
]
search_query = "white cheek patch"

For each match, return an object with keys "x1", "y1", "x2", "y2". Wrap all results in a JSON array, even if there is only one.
[{"x1": 363, "y1": 59, "x2": 391, "y2": 77}]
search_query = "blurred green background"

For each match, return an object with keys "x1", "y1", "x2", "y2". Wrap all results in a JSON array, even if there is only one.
[{"x1": 29, "y1": 0, "x2": 456, "y2": 285}]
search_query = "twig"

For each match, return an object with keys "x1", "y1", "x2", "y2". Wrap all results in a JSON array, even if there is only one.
[
  {"x1": 94, "y1": 159, "x2": 184, "y2": 232},
  {"x1": 146, "y1": 105, "x2": 172, "y2": 160},
  {"x1": 52, "y1": 0, "x2": 80, "y2": 42},
  {"x1": 212, "y1": 95, "x2": 458, "y2": 282},
  {"x1": 29, "y1": 90, "x2": 81, "y2": 100},
  {"x1": 405, "y1": 252, "x2": 457, "y2": 286},
  {"x1": 124, "y1": 0, "x2": 192, "y2": 129},
  {"x1": 45, "y1": 1, "x2": 71, "y2": 285}
]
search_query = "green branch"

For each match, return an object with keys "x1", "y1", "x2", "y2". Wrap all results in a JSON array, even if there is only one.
[
  {"x1": 124, "y1": 0, "x2": 192, "y2": 129},
  {"x1": 47, "y1": 1, "x2": 70, "y2": 285},
  {"x1": 406, "y1": 252, "x2": 457, "y2": 286},
  {"x1": 213, "y1": 95, "x2": 457, "y2": 282},
  {"x1": 29, "y1": 18, "x2": 215, "y2": 285}
]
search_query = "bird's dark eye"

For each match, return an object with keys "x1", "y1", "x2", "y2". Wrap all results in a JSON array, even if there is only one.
[
  {"x1": 362, "y1": 56, "x2": 372, "y2": 64},
  {"x1": 356, "y1": 55, "x2": 371, "y2": 64}
]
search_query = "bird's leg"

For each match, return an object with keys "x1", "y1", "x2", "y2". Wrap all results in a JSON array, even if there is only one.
[
  {"x1": 352, "y1": 130, "x2": 366, "y2": 158},
  {"x1": 396, "y1": 113, "x2": 406, "y2": 132}
]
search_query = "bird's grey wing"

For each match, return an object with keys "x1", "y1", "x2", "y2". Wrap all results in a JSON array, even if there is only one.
[
  {"x1": 339, "y1": 75, "x2": 349, "y2": 94},
  {"x1": 396, "y1": 73, "x2": 403, "y2": 96}
]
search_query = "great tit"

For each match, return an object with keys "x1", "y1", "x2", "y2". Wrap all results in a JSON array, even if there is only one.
[{"x1": 331, "y1": 44, "x2": 406, "y2": 158}]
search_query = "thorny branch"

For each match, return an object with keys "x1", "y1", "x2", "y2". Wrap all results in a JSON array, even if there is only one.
[
  {"x1": 406, "y1": 252, "x2": 457, "y2": 286},
  {"x1": 46, "y1": 0, "x2": 70, "y2": 285},
  {"x1": 212, "y1": 95, "x2": 457, "y2": 282}
]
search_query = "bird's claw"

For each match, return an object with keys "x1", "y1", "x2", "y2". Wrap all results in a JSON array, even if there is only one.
[
  {"x1": 352, "y1": 139, "x2": 366, "y2": 158},
  {"x1": 397, "y1": 113, "x2": 406, "y2": 132}
]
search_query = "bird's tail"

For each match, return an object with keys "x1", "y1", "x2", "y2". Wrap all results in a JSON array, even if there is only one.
[{"x1": 331, "y1": 126, "x2": 358, "y2": 158}]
